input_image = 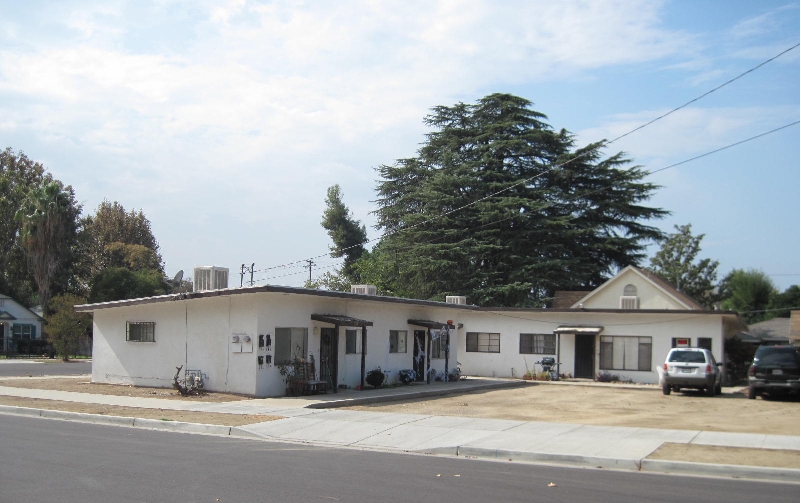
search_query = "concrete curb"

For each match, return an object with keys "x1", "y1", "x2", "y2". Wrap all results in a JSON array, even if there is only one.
[
  {"x1": 1, "y1": 405, "x2": 797, "y2": 483},
  {"x1": 306, "y1": 380, "x2": 525, "y2": 408},
  {"x1": 640, "y1": 459, "x2": 800, "y2": 483},
  {"x1": 0, "y1": 404, "x2": 232, "y2": 437},
  {"x1": 452, "y1": 446, "x2": 642, "y2": 471}
]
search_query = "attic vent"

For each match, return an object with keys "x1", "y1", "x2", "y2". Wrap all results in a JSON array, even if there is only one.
[
  {"x1": 446, "y1": 296, "x2": 467, "y2": 305},
  {"x1": 194, "y1": 266, "x2": 229, "y2": 292},
  {"x1": 620, "y1": 296, "x2": 639, "y2": 309},
  {"x1": 351, "y1": 285, "x2": 377, "y2": 296}
]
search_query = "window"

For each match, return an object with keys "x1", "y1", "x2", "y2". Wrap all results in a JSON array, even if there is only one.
[
  {"x1": 12, "y1": 324, "x2": 36, "y2": 340},
  {"x1": 345, "y1": 329, "x2": 360, "y2": 354},
  {"x1": 389, "y1": 330, "x2": 407, "y2": 353},
  {"x1": 274, "y1": 327, "x2": 308, "y2": 364},
  {"x1": 126, "y1": 322, "x2": 155, "y2": 342},
  {"x1": 697, "y1": 337, "x2": 712, "y2": 351},
  {"x1": 623, "y1": 284, "x2": 637, "y2": 296},
  {"x1": 430, "y1": 330, "x2": 449, "y2": 359},
  {"x1": 519, "y1": 334, "x2": 555, "y2": 355},
  {"x1": 466, "y1": 332, "x2": 500, "y2": 353},
  {"x1": 599, "y1": 336, "x2": 651, "y2": 371}
]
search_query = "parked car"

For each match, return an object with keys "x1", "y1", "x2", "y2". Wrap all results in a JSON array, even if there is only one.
[
  {"x1": 662, "y1": 347, "x2": 722, "y2": 396},
  {"x1": 747, "y1": 345, "x2": 800, "y2": 400}
]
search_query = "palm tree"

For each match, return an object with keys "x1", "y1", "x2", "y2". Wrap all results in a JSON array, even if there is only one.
[{"x1": 14, "y1": 178, "x2": 80, "y2": 314}]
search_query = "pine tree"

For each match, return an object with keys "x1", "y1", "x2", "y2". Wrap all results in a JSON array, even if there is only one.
[{"x1": 373, "y1": 93, "x2": 666, "y2": 306}]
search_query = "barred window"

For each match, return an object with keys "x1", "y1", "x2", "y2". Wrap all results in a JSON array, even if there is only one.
[
  {"x1": 466, "y1": 332, "x2": 500, "y2": 353},
  {"x1": 126, "y1": 322, "x2": 155, "y2": 342},
  {"x1": 599, "y1": 336, "x2": 651, "y2": 371},
  {"x1": 519, "y1": 334, "x2": 555, "y2": 355}
]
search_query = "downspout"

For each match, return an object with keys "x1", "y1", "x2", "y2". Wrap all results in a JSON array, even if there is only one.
[
  {"x1": 444, "y1": 326, "x2": 450, "y2": 382},
  {"x1": 360, "y1": 326, "x2": 366, "y2": 391},
  {"x1": 426, "y1": 330, "x2": 432, "y2": 384}
]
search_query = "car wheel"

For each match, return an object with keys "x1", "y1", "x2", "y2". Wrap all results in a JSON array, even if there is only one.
[
  {"x1": 662, "y1": 384, "x2": 670, "y2": 395},
  {"x1": 706, "y1": 385, "x2": 715, "y2": 397},
  {"x1": 747, "y1": 386, "x2": 756, "y2": 400}
]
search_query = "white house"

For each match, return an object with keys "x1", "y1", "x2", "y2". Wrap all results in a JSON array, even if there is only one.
[
  {"x1": 76, "y1": 286, "x2": 461, "y2": 397},
  {"x1": 458, "y1": 266, "x2": 744, "y2": 383},
  {"x1": 75, "y1": 266, "x2": 745, "y2": 396},
  {"x1": 0, "y1": 294, "x2": 44, "y2": 354}
]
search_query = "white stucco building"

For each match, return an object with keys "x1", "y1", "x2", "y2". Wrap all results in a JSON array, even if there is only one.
[{"x1": 75, "y1": 266, "x2": 745, "y2": 396}]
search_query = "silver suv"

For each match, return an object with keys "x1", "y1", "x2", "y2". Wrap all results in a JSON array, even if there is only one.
[{"x1": 662, "y1": 347, "x2": 722, "y2": 397}]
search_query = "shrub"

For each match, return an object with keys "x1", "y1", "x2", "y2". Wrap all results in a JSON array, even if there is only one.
[
  {"x1": 365, "y1": 367, "x2": 385, "y2": 389},
  {"x1": 397, "y1": 369, "x2": 416, "y2": 385}
]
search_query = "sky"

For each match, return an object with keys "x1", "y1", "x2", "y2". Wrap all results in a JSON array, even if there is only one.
[{"x1": 1, "y1": 0, "x2": 798, "y2": 292}]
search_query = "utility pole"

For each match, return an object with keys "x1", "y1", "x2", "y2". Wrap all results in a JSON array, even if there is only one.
[
  {"x1": 240, "y1": 263, "x2": 255, "y2": 287},
  {"x1": 305, "y1": 259, "x2": 315, "y2": 283}
]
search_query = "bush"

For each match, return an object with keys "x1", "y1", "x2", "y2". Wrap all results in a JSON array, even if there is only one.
[
  {"x1": 365, "y1": 367, "x2": 385, "y2": 389},
  {"x1": 397, "y1": 369, "x2": 416, "y2": 385}
]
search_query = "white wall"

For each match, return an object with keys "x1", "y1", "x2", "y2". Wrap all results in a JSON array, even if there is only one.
[{"x1": 580, "y1": 270, "x2": 687, "y2": 310}]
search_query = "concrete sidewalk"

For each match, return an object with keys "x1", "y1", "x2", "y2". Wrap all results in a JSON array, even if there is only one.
[{"x1": 0, "y1": 377, "x2": 797, "y2": 482}]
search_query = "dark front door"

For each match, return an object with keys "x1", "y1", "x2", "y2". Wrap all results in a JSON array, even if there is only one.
[
  {"x1": 320, "y1": 327, "x2": 338, "y2": 391},
  {"x1": 574, "y1": 334, "x2": 595, "y2": 379},
  {"x1": 413, "y1": 330, "x2": 426, "y2": 381}
]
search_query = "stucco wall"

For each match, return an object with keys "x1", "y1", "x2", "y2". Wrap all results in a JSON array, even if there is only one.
[{"x1": 580, "y1": 270, "x2": 687, "y2": 310}]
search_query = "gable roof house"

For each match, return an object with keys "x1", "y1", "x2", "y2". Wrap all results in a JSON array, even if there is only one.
[
  {"x1": 75, "y1": 265, "x2": 746, "y2": 396},
  {"x1": 0, "y1": 294, "x2": 44, "y2": 355},
  {"x1": 453, "y1": 266, "x2": 743, "y2": 383}
]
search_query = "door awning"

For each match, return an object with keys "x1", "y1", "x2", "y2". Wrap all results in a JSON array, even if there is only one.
[
  {"x1": 0, "y1": 311, "x2": 17, "y2": 321},
  {"x1": 407, "y1": 319, "x2": 455, "y2": 330},
  {"x1": 554, "y1": 325, "x2": 603, "y2": 335},
  {"x1": 311, "y1": 314, "x2": 373, "y2": 327}
]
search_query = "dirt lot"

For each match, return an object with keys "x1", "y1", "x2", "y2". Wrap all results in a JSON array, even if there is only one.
[
  {"x1": 0, "y1": 378, "x2": 797, "y2": 468},
  {"x1": 346, "y1": 382, "x2": 800, "y2": 436}
]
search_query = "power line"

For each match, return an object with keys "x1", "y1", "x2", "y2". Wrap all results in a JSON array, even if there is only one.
[{"x1": 253, "y1": 44, "x2": 800, "y2": 278}]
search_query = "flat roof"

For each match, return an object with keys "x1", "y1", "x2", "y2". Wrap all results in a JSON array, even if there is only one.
[{"x1": 74, "y1": 284, "x2": 744, "y2": 321}]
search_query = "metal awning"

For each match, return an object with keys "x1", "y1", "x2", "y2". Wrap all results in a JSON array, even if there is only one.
[
  {"x1": 0, "y1": 311, "x2": 17, "y2": 321},
  {"x1": 554, "y1": 325, "x2": 603, "y2": 335},
  {"x1": 407, "y1": 319, "x2": 455, "y2": 330},
  {"x1": 310, "y1": 314, "x2": 373, "y2": 327}
]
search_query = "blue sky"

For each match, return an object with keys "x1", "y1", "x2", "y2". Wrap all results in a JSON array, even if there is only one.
[{"x1": 1, "y1": 0, "x2": 798, "y2": 292}]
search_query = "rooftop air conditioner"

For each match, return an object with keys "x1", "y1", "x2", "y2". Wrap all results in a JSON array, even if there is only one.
[
  {"x1": 194, "y1": 266, "x2": 229, "y2": 292},
  {"x1": 350, "y1": 285, "x2": 377, "y2": 296},
  {"x1": 446, "y1": 296, "x2": 467, "y2": 305}
]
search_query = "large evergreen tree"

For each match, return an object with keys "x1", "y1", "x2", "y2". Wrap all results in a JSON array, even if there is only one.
[
  {"x1": 321, "y1": 185, "x2": 367, "y2": 281},
  {"x1": 373, "y1": 94, "x2": 667, "y2": 306},
  {"x1": 648, "y1": 223, "x2": 720, "y2": 308}
]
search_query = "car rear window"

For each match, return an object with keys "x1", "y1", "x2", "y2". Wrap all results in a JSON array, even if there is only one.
[
  {"x1": 755, "y1": 347, "x2": 800, "y2": 366},
  {"x1": 668, "y1": 350, "x2": 706, "y2": 363}
]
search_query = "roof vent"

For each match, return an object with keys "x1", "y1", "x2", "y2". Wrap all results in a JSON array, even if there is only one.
[
  {"x1": 351, "y1": 285, "x2": 377, "y2": 296},
  {"x1": 446, "y1": 296, "x2": 467, "y2": 305},
  {"x1": 194, "y1": 266, "x2": 229, "y2": 292}
]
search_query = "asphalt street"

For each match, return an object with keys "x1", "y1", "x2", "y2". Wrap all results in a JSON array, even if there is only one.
[
  {"x1": 0, "y1": 359, "x2": 91, "y2": 377},
  {"x1": 1, "y1": 415, "x2": 796, "y2": 503}
]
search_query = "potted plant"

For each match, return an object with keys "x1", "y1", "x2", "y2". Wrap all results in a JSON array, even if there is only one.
[{"x1": 398, "y1": 369, "x2": 416, "y2": 385}]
